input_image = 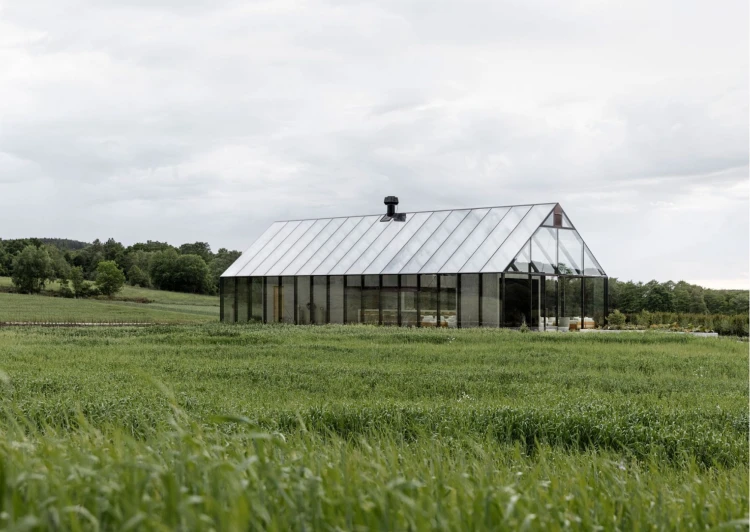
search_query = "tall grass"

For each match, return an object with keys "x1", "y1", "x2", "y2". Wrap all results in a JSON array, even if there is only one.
[{"x1": 0, "y1": 324, "x2": 747, "y2": 529}]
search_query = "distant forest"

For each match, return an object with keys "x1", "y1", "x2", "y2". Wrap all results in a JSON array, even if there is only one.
[
  {"x1": 0, "y1": 236, "x2": 747, "y2": 313},
  {"x1": 0, "y1": 237, "x2": 240, "y2": 295}
]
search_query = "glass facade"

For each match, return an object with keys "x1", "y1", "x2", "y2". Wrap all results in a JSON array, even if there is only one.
[
  {"x1": 330, "y1": 276, "x2": 344, "y2": 324},
  {"x1": 362, "y1": 275, "x2": 380, "y2": 325},
  {"x1": 439, "y1": 274, "x2": 457, "y2": 328},
  {"x1": 251, "y1": 277, "x2": 263, "y2": 321},
  {"x1": 222, "y1": 271, "x2": 608, "y2": 330},
  {"x1": 297, "y1": 276, "x2": 311, "y2": 325},
  {"x1": 219, "y1": 199, "x2": 607, "y2": 330},
  {"x1": 382, "y1": 275, "x2": 398, "y2": 325},
  {"x1": 504, "y1": 273, "x2": 530, "y2": 327},
  {"x1": 460, "y1": 274, "x2": 479, "y2": 327},
  {"x1": 237, "y1": 277, "x2": 249, "y2": 323},
  {"x1": 312, "y1": 276, "x2": 326, "y2": 324},
  {"x1": 345, "y1": 276, "x2": 362, "y2": 324},
  {"x1": 401, "y1": 275, "x2": 418, "y2": 327},
  {"x1": 419, "y1": 274, "x2": 438, "y2": 326}
]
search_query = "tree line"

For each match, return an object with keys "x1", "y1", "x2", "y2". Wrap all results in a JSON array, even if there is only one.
[
  {"x1": 608, "y1": 278, "x2": 747, "y2": 315},
  {"x1": 0, "y1": 238, "x2": 241, "y2": 297}
]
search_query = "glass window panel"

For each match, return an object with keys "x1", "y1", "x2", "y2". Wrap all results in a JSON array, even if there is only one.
[
  {"x1": 439, "y1": 274, "x2": 457, "y2": 328},
  {"x1": 482, "y1": 204, "x2": 554, "y2": 273},
  {"x1": 362, "y1": 275, "x2": 380, "y2": 324},
  {"x1": 382, "y1": 275, "x2": 398, "y2": 325},
  {"x1": 422, "y1": 209, "x2": 489, "y2": 273},
  {"x1": 506, "y1": 240, "x2": 531, "y2": 273},
  {"x1": 460, "y1": 274, "x2": 479, "y2": 328},
  {"x1": 251, "y1": 277, "x2": 264, "y2": 321},
  {"x1": 402, "y1": 210, "x2": 470, "y2": 274},
  {"x1": 531, "y1": 276, "x2": 542, "y2": 329},
  {"x1": 440, "y1": 207, "x2": 510, "y2": 273},
  {"x1": 504, "y1": 273, "x2": 530, "y2": 328},
  {"x1": 330, "y1": 220, "x2": 390, "y2": 275},
  {"x1": 584, "y1": 277, "x2": 605, "y2": 328},
  {"x1": 329, "y1": 276, "x2": 344, "y2": 324},
  {"x1": 558, "y1": 230, "x2": 583, "y2": 275},
  {"x1": 237, "y1": 221, "x2": 301, "y2": 276},
  {"x1": 314, "y1": 217, "x2": 379, "y2": 275},
  {"x1": 268, "y1": 218, "x2": 333, "y2": 276},
  {"x1": 562, "y1": 213, "x2": 573, "y2": 228},
  {"x1": 419, "y1": 274, "x2": 438, "y2": 327},
  {"x1": 297, "y1": 276, "x2": 311, "y2": 325},
  {"x1": 541, "y1": 212, "x2": 554, "y2": 227},
  {"x1": 532, "y1": 227, "x2": 558, "y2": 274},
  {"x1": 237, "y1": 277, "x2": 249, "y2": 322},
  {"x1": 544, "y1": 276, "x2": 558, "y2": 330},
  {"x1": 583, "y1": 244, "x2": 605, "y2": 276},
  {"x1": 281, "y1": 276, "x2": 295, "y2": 324},
  {"x1": 265, "y1": 277, "x2": 280, "y2": 323},
  {"x1": 481, "y1": 273, "x2": 500, "y2": 327},
  {"x1": 560, "y1": 277, "x2": 582, "y2": 328},
  {"x1": 223, "y1": 221, "x2": 287, "y2": 277},
  {"x1": 312, "y1": 277, "x2": 327, "y2": 324},
  {"x1": 363, "y1": 212, "x2": 432, "y2": 274},
  {"x1": 383, "y1": 211, "x2": 450, "y2": 274},
  {"x1": 345, "y1": 276, "x2": 362, "y2": 324},
  {"x1": 461, "y1": 206, "x2": 530, "y2": 273},
  {"x1": 222, "y1": 278, "x2": 235, "y2": 323},
  {"x1": 400, "y1": 274, "x2": 418, "y2": 327},
  {"x1": 251, "y1": 219, "x2": 316, "y2": 276},
  {"x1": 347, "y1": 220, "x2": 408, "y2": 275},
  {"x1": 297, "y1": 217, "x2": 362, "y2": 275}
]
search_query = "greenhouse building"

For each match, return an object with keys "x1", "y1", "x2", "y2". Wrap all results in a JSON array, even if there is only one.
[{"x1": 220, "y1": 198, "x2": 608, "y2": 330}]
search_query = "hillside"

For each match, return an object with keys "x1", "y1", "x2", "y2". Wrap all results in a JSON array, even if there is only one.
[{"x1": 0, "y1": 277, "x2": 218, "y2": 324}]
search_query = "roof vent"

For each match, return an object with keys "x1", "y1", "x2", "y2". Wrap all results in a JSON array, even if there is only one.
[{"x1": 381, "y1": 196, "x2": 406, "y2": 222}]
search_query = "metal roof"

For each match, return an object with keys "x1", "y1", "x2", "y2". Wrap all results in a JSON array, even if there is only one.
[{"x1": 222, "y1": 203, "x2": 605, "y2": 277}]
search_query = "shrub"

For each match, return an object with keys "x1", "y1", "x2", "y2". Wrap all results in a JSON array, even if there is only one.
[
  {"x1": 636, "y1": 310, "x2": 652, "y2": 327},
  {"x1": 70, "y1": 266, "x2": 86, "y2": 298},
  {"x1": 607, "y1": 310, "x2": 626, "y2": 329},
  {"x1": 127, "y1": 265, "x2": 151, "y2": 288},
  {"x1": 96, "y1": 261, "x2": 126, "y2": 297},
  {"x1": 59, "y1": 282, "x2": 74, "y2": 298},
  {"x1": 11, "y1": 245, "x2": 54, "y2": 294}
]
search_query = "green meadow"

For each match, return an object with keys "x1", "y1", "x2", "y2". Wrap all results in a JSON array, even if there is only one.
[
  {"x1": 0, "y1": 276, "x2": 217, "y2": 323},
  {"x1": 0, "y1": 324, "x2": 747, "y2": 530}
]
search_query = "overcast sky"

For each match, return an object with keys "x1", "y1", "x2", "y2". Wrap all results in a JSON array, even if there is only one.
[{"x1": 0, "y1": 0, "x2": 747, "y2": 288}]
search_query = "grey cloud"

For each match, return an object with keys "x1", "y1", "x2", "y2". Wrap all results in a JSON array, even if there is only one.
[{"x1": 0, "y1": 0, "x2": 746, "y2": 286}]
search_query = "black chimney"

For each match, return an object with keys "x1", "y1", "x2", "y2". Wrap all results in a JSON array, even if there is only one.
[
  {"x1": 385, "y1": 196, "x2": 398, "y2": 217},
  {"x1": 381, "y1": 196, "x2": 406, "y2": 222}
]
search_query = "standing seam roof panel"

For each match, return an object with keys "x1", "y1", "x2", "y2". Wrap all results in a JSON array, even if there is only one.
[
  {"x1": 421, "y1": 209, "x2": 489, "y2": 274},
  {"x1": 221, "y1": 221, "x2": 287, "y2": 277},
  {"x1": 345, "y1": 218, "x2": 411, "y2": 275},
  {"x1": 297, "y1": 217, "x2": 364, "y2": 276},
  {"x1": 250, "y1": 219, "x2": 317, "y2": 276},
  {"x1": 402, "y1": 210, "x2": 470, "y2": 274},
  {"x1": 281, "y1": 217, "x2": 346, "y2": 275},
  {"x1": 236, "y1": 221, "x2": 301, "y2": 276},
  {"x1": 329, "y1": 218, "x2": 392, "y2": 275},
  {"x1": 439, "y1": 207, "x2": 510, "y2": 273},
  {"x1": 264, "y1": 218, "x2": 333, "y2": 276},
  {"x1": 364, "y1": 212, "x2": 432, "y2": 274},
  {"x1": 381, "y1": 211, "x2": 450, "y2": 274},
  {"x1": 312, "y1": 216, "x2": 380, "y2": 275}
]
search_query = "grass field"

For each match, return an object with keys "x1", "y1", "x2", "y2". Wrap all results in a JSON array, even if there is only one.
[
  {"x1": 0, "y1": 276, "x2": 218, "y2": 323},
  {"x1": 0, "y1": 324, "x2": 747, "y2": 529}
]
